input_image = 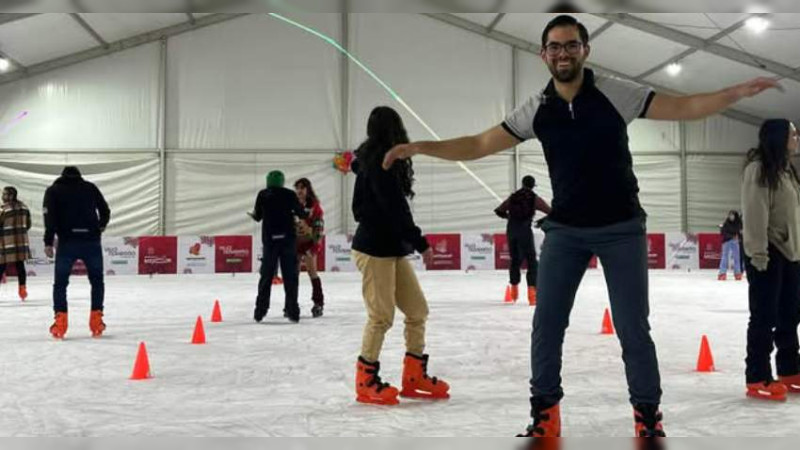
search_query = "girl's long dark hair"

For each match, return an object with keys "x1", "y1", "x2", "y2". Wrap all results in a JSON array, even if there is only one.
[
  {"x1": 745, "y1": 119, "x2": 796, "y2": 190},
  {"x1": 726, "y1": 210, "x2": 742, "y2": 225},
  {"x1": 354, "y1": 106, "x2": 416, "y2": 199},
  {"x1": 294, "y1": 178, "x2": 318, "y2": 208}
]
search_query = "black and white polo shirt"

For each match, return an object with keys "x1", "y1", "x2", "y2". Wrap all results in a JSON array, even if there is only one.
[{"x1": 503, "y1": 69, "x2": 656, "y2": 228}]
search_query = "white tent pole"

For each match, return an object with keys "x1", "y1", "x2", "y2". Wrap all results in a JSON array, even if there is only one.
[
  {"x1": 158, "y1": 38, "x2": 168, "y2": 236},
  {"x1": 340, "y1": 6, "x2": 350, "y2": 235},
  {"x1": 680, "y1": 121, "x2": 689, "y2": 233},
  {"x1": 512, "y1": 48, "x2": 520, "y2": 192}
]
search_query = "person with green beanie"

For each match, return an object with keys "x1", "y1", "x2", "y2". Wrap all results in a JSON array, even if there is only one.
[{"x1": 250, "y1": 170, "x2": 307, "y2": 323}]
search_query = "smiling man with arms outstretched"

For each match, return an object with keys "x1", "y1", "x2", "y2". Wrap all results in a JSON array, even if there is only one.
[{"x1": 383, "y1": 15, "x2": 780, "y2": 438}]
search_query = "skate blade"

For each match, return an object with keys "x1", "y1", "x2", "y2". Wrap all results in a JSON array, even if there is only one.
[
  {"x1": 400, "y1": 389, "x2": 450, "y2": 400},
  {"x1": 356, "y1": 395, "x2": 399, "y2": 406},
  {"x1": 746, "y1": 390, "x2": 787, "y2": 402}
]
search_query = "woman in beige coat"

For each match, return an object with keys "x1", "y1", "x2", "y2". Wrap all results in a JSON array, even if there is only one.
[{"x1": 742, "y1": 119, "x2": 800, "y2": 401}]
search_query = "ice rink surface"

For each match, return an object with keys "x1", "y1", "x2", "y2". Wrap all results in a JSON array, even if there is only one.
[{"x1": 1, "y1": 269, "x2": 799, "y2": 437}]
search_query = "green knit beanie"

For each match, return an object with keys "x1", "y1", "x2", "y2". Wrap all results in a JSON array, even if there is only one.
[{"x1": 266, "y1": 170, "x2": 285, "y2": 188}]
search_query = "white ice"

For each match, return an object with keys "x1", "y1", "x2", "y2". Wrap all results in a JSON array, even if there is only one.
[{"x1": 0, "y1": 269, "x2": 799, "y2": 437}]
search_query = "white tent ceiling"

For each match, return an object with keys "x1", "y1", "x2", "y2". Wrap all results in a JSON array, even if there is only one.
[{"x1": 0, "y1": 12, "x2": 799, "y2": 124}]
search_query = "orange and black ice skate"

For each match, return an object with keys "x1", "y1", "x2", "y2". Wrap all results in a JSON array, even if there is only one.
[
  {"x1": 356, "y1": 357, "x2": 399, "y2": 406},
  {"x1": 528, "y1": 287, "x2": 537, "y2": 306},
  {"x1": 50, "y1": 312, "x2": 68, "y2": 339},
  {"x1": 18, "y1": 285, "x2": 27, "y2": 301},
  {"x1": 400, "y1": 353, "x2": 450, "y2": 400},
  {"x1": 778, "y1": 374, "x2": 800, "y2": 394},
  {"x1": 634, "y1": 404, "x2": 666, "y2": 437},
  {"x1": 747, "y1": 380, "x2": 788, "y2": 401},
  {"x1": 90, "y1": 310, "x2": 106, "y2": 337},
  {"x1": 518, "y1": 403, "x2": 561, "y2": 437}
]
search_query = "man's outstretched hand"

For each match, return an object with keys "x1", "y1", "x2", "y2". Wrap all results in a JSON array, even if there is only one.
[
  {"x1": 383, "y1": 143, "x2": 419, "y2": 170},
  {"x1": 732, "y1": 77, "x2": 783, "y2": 99}
]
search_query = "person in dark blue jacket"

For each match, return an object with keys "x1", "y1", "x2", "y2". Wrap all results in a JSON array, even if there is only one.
[{"x1": 43, "y1": 166, "x2": 110, "y2": 339}]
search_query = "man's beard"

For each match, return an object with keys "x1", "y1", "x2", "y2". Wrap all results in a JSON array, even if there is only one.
[{"x1": 548, "y1": 59, "x2": 583, "y2": 83}]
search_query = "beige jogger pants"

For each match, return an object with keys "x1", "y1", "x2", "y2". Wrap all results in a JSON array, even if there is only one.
[{"x1": 353, "y1": 251, "x2": 429, "y2": 363}]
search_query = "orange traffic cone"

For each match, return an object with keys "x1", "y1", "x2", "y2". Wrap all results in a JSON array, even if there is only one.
[
  {"x1": 696, "y1": 335, "x2": 716, "y2": 373},
  {"x1": 192, "y1": 316, "x2": 206, "y2": 345},
  {"x1": 211, "y1": 300, "x2": 223, "y2": 323},
  {"x1": 130, "y1": 342, "x2": 152, "y2": 380},
  {"x1": 504, "y1": 286, "x2": 514, "y2": 304},
  {"x1": 601, "y1": 308, "x2": 615, "y2": 335}
]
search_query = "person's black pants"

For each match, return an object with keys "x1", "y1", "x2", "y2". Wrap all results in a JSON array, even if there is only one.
[
  {"x1": 257, "y1": 237, "x2": 299, "y2": 320},
  {"x1": 509, "y1": 230, "x2": 538, "y2": 288},
  {"x1": 744, "y1": 245, "x2": 800, "y2": 383},
  {"x1": 0, "y1": 261, "x2": 26, "y2": 286},
  {"x1": 53, "y1": 240, "x2": 104, "y2": 313}
]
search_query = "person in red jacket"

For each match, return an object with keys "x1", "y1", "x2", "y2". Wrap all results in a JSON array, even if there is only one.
[{"x1": 294, "y1": 178, "x2": 326, "y2": 318}]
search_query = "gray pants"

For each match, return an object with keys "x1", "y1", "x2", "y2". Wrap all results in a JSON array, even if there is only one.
[{"x1": 530, "y1": 217, "x2": 662, "y2": 411}]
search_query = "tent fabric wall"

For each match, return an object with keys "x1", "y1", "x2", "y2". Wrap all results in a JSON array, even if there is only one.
[
  {"x1": 349, "y1": 13, "x2": 513, "y2": 148},
  {"x1": 0, "y1": 43, "x2": 159, "y2": 150},
  {"x1": 412, "y1": 154, "x2": 514, "y2": 234},
  {"x1": 0, "y1": 152, "x2": 160, "y2": 237},
  {"x1": 687, "y1": 155, "x2": 746, "y2": 231},
  {"x1": 166, "y1": 14, "x2": 342, "y2": 150},
  {"x1": 165, "y1": 152, "x2": 342, "y2": 236}
]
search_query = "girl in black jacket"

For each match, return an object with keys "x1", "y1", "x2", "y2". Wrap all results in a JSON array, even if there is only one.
[{"x1": 351, "y1": 106, "x2": 449, "y2": 406}]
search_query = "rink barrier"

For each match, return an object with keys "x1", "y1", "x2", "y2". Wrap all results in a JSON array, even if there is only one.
[{"x1": 4, "y1": 232, "x2": 724, "y2": 277}]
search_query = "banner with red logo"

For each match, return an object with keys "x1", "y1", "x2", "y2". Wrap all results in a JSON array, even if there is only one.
[
  {"x1": 698, "y1": 233, "x2": 723, "y2": 269},
  {"x1": 494, "y1": 234, "x2": 511, "y2": 270},
  {"x1": 138, "y1": 236, "x2": 178, "y2": 275},
  {"x1": 647, "y1": 234, "x2": 667, "y2": 269},
  {"x1": 21, "y1": 236, "x2": 54, "y2": 278},
  {"x1": 426, "y1": 234, "x2": 461, "y2": 271},
  {"x1": 215, "y1": 236, "x2": 253, "y2": 274},
  {"x1": 666, "y1": 233, "x2": 699, "y2": 271},
  {"x1": 178, "y1": 236, "x2": 215, "y2": 274},
  {"x1": 461, "y1": 233, "x2": 495, "y2": 271},
  {"x1": 102, "y1": 237, "x2": 140, "y2": 276},
  {"x1": 325, "y1": 235, "x2": 356, "y2": 273}
]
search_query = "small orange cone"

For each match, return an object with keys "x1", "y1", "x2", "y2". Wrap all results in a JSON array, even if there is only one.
[
  {"x1": 601, "y1": 308, "x2": 615, "y2": 335},
  {"x1": 192, "y1": 316, "x2": 206, "y2": 345},
  {"x1": 696, "y1": 335, "x2": 716, "y2": 373},
  {"x1": 504, "y1": 286, "x2": 514, "y2": 304},
  {"x1": 130, "y1": 342, "x2": 152, "y2": 380},
  {"x1": 211, "y1": 300, "x2": 223, "y2": 323}
]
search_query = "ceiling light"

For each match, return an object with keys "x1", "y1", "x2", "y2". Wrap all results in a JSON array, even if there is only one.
[
  {"x1": 745, "y1": 16, "x2": 770, "y2": 34},
  {"x1": 0, "y1": 58, "x2": 10, "y2": 72},
  {"x1": 666, "y1": 62, "x2": 683, "y2": 77}
]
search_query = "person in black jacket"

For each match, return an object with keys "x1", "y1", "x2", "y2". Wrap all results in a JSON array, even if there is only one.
[
  {"x1": 718, "y1": 210, "x2": 744, "y2": 281},
  {"x1": 250, "y1": 170, "x2": 307, "y2": 323},
  {"x1": 43, "y1": 166, "x2": 110, "y2": 339},
  {"x1": 495, "y1": 175, "x2": 552, "y2": 305},
  {"x1": 350, "y1": 106, "x2": 449, "y2": 407}
]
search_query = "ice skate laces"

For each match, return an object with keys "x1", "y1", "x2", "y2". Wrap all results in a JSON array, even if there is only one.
[
  {"x1": 519, "y1": 408, "x2": 551, "y2": 437},
  {"x1": 635, "y1": 406, "x2": 665, "y2": 437},
  {"x1": 420, "y1": 355, "x2": 440, "y2": 385},
  {"x1": 364, "y1": 362, "x2": 391, "y2": 393}
]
